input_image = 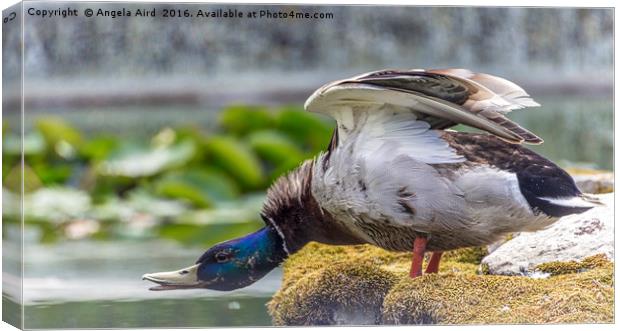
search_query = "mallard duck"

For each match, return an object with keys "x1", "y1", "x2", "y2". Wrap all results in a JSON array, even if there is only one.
[{"x1": 143, "y1": 69, "x2": 600, "y2": 290}]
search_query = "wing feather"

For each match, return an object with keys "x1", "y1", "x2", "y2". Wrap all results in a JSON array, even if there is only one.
[
  {"x1": 428, "y1": 69, "x2": 541, "y2": 109},
  {"x1": 306, "y1": 69, "x2": 543, "y2": 146}
]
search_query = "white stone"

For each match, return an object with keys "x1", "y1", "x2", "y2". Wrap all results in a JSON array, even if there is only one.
[
  {"x1": 482, "y1": 193, "x2": 613, "y2": 275},
  {"x1": 573, "y1": 173, "x2": 613, "y2": 194}
]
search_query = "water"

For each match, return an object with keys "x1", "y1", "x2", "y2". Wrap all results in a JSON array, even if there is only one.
[
  {"x1": 511, "y1": 95, "x2": 613, "y2": 170},
  {"x1": 24, "y1": 297, "x2": 272, "y2": 329},
  {"x1": 4, "y1": 241, "x2": 281, "y2": 328},
  {"x1": 457, "y1": 93, "x2": 613, "y2": 170}
]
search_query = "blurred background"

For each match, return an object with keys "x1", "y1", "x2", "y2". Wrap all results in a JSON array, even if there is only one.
[{"x1": 2, "y1": 3, "x2": 613, "y2": 329}]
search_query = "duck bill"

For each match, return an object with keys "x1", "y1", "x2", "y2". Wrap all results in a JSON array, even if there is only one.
[{"x1": 142, "y1": 264, "x2": 201, "y2": 291}]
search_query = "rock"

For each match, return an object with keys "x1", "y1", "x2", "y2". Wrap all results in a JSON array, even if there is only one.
[
  {"x1": 573, "y1": 173, "x2": 613, "y2": 194},
  {"x1": 482, "y1": 193, "x2": 613, "y2": 276},
  {"x1": 267, "y1": 244, "x2": 406, "y2": 326},
  {"x1": 268, "y1": 242, "x2": 613, "y2": 325},
  {"x1": 269, "y1": 263, "x2": 397, "y2": 325}
]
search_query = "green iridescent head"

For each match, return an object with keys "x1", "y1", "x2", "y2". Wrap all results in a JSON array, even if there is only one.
[{"x1": 143, "y1": 226, "x2": 287, "y2": 291}]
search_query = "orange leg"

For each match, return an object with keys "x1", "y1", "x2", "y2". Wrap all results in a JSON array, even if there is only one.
[
  {"x1": 425, "y1": 251, "x2": 443, "y2": 274},
  {"x1": 409, "y1": 236, "x2": 428, "y2": 278}
]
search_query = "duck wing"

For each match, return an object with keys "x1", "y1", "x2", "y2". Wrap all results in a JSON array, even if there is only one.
[{"x1": 306, "y1": 69, "x2": 542, "y2": 157}]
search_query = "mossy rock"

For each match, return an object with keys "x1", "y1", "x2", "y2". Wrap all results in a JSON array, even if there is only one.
[
  {"x1": 534, "y1": 254, "x2": 611, "y2": 276},
  {"x1": 382, "y1": 266, "x2": 613, "y2": 324},
  {"x1": 442, "y1": 246, "x2": 488, "y2": 264},
  {"x1": 268, "y1": 263, "x2": 397, "y2": 325},
  {"x1": 268, "y1": 243, "x2": 614, "y2": 325}
]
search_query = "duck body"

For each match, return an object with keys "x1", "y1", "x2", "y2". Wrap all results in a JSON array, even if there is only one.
[
  {"x1": 309, "y1": 131, "x2": 579, "y2": 252},
  {"x1": 143, "y1": 69, "x2": 600, "y2": 290},
  {"x1": 262, "y1": 68, "x2": 599, "y2": 273}
]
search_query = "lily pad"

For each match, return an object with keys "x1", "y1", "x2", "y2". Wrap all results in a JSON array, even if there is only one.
[
  {"x1": 269, "y1": 157, "x2": 306, "y2": 183},
  {"x1": 204, "y1": 136, "x2": 264, "y2": 190},
  {"x1": 153, "y1": 169, "x2": 240, "y2": 208},
  {"x1": 31, "y1": 162, "x2": 73, "y2": 186},
  {"x1": 2, "y1": 132, "x2": 45, "y2": 156},
  {"x1": 36, "y1": 117, "x2": 83, "y2": 159},
  {"x1": 79, "y1": 136, "x2": 120, "y2": 161},
  {"x1": 98, "y1": 140, "x2": 196, "y2": 178},
  {"x1": 219, "y1": 105, "x2": 275, "y2": 136},
  {"x1": 158, "y1": 221, "x2": 263, "y2": 247},
  {"x1": 246, "y1": 130, "x2": 305, "y2": 164},
  {"x1": 91, "y1": 191, "x2": 188, "y2": 222},
  {"x1": 158, "y1": 194, "x2": 265, "y2": 246},
  {"x1": 276, "y1": 107, "x2": 334, "y2": 152},
  {"x1": 19, "y1": 187, "x2": 92, "y2": 223}
]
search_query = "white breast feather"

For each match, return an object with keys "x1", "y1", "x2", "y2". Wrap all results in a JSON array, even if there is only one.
[{"x1": 313, "y1": 142, "x2": 469, "y2": 235}]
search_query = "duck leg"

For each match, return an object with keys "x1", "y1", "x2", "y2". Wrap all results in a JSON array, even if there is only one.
[
  {"x1": 425, "y1": 251, "x2": 443, "y2": 274},
  {"x1": 409, "y1": 236, "x2": 428, "y2": 278}
]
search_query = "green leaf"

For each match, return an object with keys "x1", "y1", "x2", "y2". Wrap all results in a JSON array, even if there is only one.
[
  {"x1": 79, "y1": 136, "x2": 119, "y2": 161},
  {"x1": 175, "y1": 193, "x2": 265, "y2": 226},
  {"x1": 219, "y1": 105, "x2": 275, "y2": 136},
  {"x1": 246, "y1": 130, "x2": 305, "y2": 164},
  {"x1": 155, "y1": 180, "x2": 212, "y2": 208},
  {"x1": 276, "y1": 106, "x2": 335, "y2": 152},
  {"x1": 268, "y1": 156, "x2": 306, "y2": 183},
  {"x1": 98, "y1": 140, "x2": 196, "y2": 178},
  {"x1": 90, "y1": 190, "x2": 188, "y2": 222},
  {"x1": 158, "y1": 222, "x2": 262, "y2": 247},
  {"x1": 36, "y1": 117, "x2": 83, "y2": 159},
  {"x1": 31, "y1": 162, "x2": 73, "y2": 186},
  {"x1": 153, "y1": 169, "x2": 240, "y2": 208},
  {"x1": 204, "y1": 136, "x2": 264, "y2": 190}
]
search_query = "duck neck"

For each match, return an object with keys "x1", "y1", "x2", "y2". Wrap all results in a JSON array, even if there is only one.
[
  {"x1": 262, "y1": 191, "x2": 326, "y2": 255},
  {"x1": 262, "y1": 159, "x2": 364, "y2": 254},
  {"x1": 240, "y1": 226, "x2": 289, "y2": 272}
]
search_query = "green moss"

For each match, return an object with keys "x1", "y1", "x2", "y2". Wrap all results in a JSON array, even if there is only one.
[
  {"x1": 382, "y1": 266, "x2": 613, "y2": 324},
  {"x1": 443, "y1": 246, "x2": 488, "y2": 264},
  {"x1": 535, "y1": 254, "x2": 611, "y2": 276},
  {"x1": 268, "y1": 243, "x2": 614, "y2": 326},
  {"x1": 566, "y1": 167, "x2": 610, "y2": 175},
  {"x1": 268, "y1": 263, "x2": 397, "y2": 325}
]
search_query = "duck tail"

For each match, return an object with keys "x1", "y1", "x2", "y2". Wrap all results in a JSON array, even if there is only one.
[
  {"x1": 580, "y1": 193, "x2": 605, "y2": 207},
  {"x1": 539, "y1": 194, "x2": 604, "y2": 215}
]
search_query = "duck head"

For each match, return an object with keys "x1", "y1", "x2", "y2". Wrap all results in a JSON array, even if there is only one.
[
  {"x1": 143, "y1": 160, "x2": 323, "y2": 291},
  {"x1": 142, "y1": 226, "x2": 287, "y2": 291}
]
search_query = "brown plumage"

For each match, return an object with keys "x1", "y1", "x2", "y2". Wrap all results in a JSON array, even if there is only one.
[{"x1": 262, "y1": 160, "x2": 364, "y2": 253}]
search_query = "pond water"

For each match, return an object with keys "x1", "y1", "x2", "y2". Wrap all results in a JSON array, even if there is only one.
[
  {"x1": 455, "y1": 94, "x2": 613, "y2": 170},
  {"x1": 7, "y1": 240, "x2": 280, "y2": 328},
  {"x1": 24, "y1": 297, "x2": 272, "y2": 329}
]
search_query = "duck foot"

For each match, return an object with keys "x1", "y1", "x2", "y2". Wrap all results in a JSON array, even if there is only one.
[
  {"x1": 409, "y1": 236, "x2": 428, "y2": 278},
  {"x1": 425, "y1": 251, "x2": 443, "y2": 274}
]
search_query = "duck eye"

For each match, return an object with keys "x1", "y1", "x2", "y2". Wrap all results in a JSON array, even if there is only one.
[
  {"x1": 215, "y1": 251, "x2": 231, "y2": 263},
  {"x1": 179, "y1": 270, "x2": 189, "y2": 275}
]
